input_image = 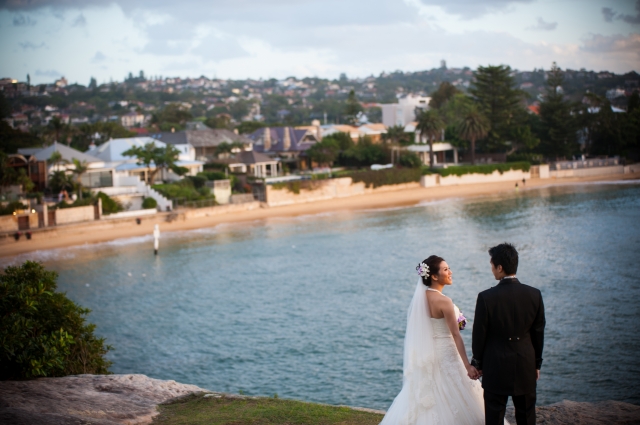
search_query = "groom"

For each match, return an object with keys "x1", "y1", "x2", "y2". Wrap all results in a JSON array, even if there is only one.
[{"x1": 470, "y1": 243, "x2": 545, "y2": 425}]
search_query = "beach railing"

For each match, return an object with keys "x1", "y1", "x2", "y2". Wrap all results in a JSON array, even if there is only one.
[{"x1": 551, "y1": 157, "x2": 620, "y2": 170}]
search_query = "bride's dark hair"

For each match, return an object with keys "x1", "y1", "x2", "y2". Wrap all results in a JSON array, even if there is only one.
[{"x1": 419, "y1": 255, "x2": 445, "y2": 287}]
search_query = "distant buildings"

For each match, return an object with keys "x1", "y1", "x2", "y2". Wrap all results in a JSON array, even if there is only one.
[{"x1": 380, "y1": 94, "x2": 431, "y2": 127}]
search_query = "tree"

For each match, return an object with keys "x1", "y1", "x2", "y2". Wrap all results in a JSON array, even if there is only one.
[
  {"x1": 236, "y1": 121, "x2": 267, "y2": 134},
  {"x1": 307, "y1": 138, "x2": 340, "y2": 167},
  {"x1": 344, "y1": 90, "x2": 362, "y2": 125},
  {"x1": 538, "y1": 63, "x2": 578, "y2": 159},
  {"x1": 457, "y1": 108, "x2": 490, "y2": 165},
  {"x1": 122, "y1": 142, "x2": 184, "y2": 184},
  {"x1": 416, "y1": 110, "x2": 444, "y2": 168},
  {"x1": 205, "y1": 114, "x2": 232, "y2": 130},
  {"x1": 382, "y1": 125, "x2": 406, "y2": 145},
  {"x1": 0, "y1": 261, "x2": 112, "y2": 379},
  {"x1": 430, "y1": 82, "x2": 461, "y2": 109},
  {"x1": 469, "y1": 65, "x2": 526, "y2": 152},
  {"x1": 47, "y1": 116, "x2": 66, "y2": 144},
  {"x1": 71, "y1": 158, "x2": 89, "y2": 199},
  {"x1": 48, "y1": 170, "x2": 75, "y2": 194}
]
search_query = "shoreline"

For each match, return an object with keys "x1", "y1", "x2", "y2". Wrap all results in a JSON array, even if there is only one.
[{"x1": 2, "y1": 172, "x2": 639, "y2": 259}]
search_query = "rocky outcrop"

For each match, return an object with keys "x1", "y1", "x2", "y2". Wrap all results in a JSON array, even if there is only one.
[
  {"x1": 0, "y1": 374, "x2": 211, "y2": 425},
  {"x1": 1, "y1": 374, "x2": 639, "y2": 424},
  {"x1": 505, "y1": 400, "x2": 640, "y2": 424}
]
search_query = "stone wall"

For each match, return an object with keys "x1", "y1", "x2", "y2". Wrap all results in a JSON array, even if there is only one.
[
  {"x1": 0, "y1": 215, "x2": 17, "y2": 232},
  {"x1": 550, "y1": 165, "x2": 625, "y2": 178},
  {"x1": 183, "y1": 201, "x2": 262, "y2": 219},
  {"x1": 265, "y1": 178, "x2": 421, "y2": 207},
  {"x1": 55, "y1": 205, "x2": 96, "y2": 225},
  {"x1": 421, "y1": 169, "x2": 531, "y2": 188}
]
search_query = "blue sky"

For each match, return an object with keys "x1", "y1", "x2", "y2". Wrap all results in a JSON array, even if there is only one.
[{"x1": 1, "y1": 0, "x2": 639, "y2": 85}]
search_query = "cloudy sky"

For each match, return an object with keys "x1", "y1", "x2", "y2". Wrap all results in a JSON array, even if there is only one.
[{"x1": 1, "y1": 0, "x2": 639, "y2": 85}]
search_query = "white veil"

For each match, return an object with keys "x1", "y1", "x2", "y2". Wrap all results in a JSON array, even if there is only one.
[{"x1": 380, "y1": 279, "x2": 437, "y2": 425}]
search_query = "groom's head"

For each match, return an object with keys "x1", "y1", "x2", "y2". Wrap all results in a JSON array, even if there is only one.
[{"x1": 488, "y1": 243, "x2": 518, "y2": 280}]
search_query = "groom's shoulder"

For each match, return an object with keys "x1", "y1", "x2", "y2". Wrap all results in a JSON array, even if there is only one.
[{"x1": 519, "y1": 281, "x2": 542, "y2": 296}]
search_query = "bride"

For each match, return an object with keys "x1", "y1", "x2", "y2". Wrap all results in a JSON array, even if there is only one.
[{"x1": 380, "y1": 255, "x2": 506, "y2": 425}]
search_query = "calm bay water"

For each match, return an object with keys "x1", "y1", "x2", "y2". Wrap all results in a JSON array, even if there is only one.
[{"x1": 4, "y1": 182, "x2": 640, "y2": 409}]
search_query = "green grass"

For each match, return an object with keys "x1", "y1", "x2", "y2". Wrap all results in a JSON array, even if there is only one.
[{"x1": 153, "y1": 393, "x2": 384, "y2": 425}]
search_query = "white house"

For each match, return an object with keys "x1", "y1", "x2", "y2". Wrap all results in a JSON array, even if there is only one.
[
  {"x1": 120, "y1": 111, "x2": 145, "y2": 128},
  {"x1": 381, "y1": 94, "x2": 431, "y2": 127}
]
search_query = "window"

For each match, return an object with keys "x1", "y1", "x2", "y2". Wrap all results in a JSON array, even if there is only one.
[{"x1": 80, "y1": 171, "x2": 113, "y2": 188}]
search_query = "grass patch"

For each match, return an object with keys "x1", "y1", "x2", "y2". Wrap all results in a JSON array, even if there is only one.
[{"x1": 154, "y1": 393, "x2": 383, "y2": 425}]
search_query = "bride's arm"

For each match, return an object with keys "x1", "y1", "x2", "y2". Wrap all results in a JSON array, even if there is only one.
[{"x1": 442, "y1": 301, "x2": 477, "y2": 377}]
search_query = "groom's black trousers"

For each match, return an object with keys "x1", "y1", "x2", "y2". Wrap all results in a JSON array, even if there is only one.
[{"x1": 484, "y1": 390, "x2": 536, "y2": 425}]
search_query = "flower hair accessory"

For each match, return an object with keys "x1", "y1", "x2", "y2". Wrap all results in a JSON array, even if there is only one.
[{"x1": 416, "y1": 262, "x2": 430, "y2": 278}]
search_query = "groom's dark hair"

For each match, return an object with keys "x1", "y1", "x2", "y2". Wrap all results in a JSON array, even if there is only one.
[{"x1": 488, "y1": 243, "x2": 518, "y2": 275}]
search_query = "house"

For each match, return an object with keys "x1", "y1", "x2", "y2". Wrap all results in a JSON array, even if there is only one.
[
  {"x1": 380, "y1": 94, "x2": 431, "y2": 127},
  {"x1": 228, "y1": 150, "x2": 281, "y2": 178},
  {"x1": 321, "y1": 124, "x2": 360, "y2": 141},
  {"x1": 150, "y1": 129, "x2": 253, "y2": 160},
  {"x1": 247, "y1": 126, "x2": 319, "y2": 169},
  {"x1": 357, "y1": 123, "x2": 387, "y2": 143},
  {"x1": 86, "y1": 137, "x2": 203, "y2": 183},
  {"x1": 18, "y1": 142, "x2": 107, "y2": 187},
  {"x1": 407, "y1": 143, "x2": 459, "y2": 166},
  {"x1": 120, "y1": 111, "x2": 145, "y2": 128}
]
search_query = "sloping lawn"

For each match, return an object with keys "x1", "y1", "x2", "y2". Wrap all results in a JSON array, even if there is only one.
[{"x1": 154, "y1": 393, "x2": 384, "y2": 425}]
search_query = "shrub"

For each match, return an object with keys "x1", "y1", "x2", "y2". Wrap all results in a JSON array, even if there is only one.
[
  {"x1": 346, "y1": 167, "x2": 422, "y2": 188},
  {"x1": 198, "y1": 171, "x2": 227, "y2": 181},
  {"x1": 97, "y1": 192, "x2": 124, "y2": 215},
  {"x1": 142, "y1": 197, "x2": 157, "y2": 209},
  {"x1": 0, "y1": 201, "x2": 28, "y2": 216},
  {"x1": 399, "y1": 152, "x2": 422, "y2": 168},
  {"x1": 0, "y1": 261, "x2": 112, "y2": 379},
  {"x1": 187, "y1": 175, "x2": 207, "y2": 189},
  {"x1": 507, "y1": 153, "x2": 543, "y2": 165},
  {"x1": 153, "y1": 179, "x2": 213, "y2": 202},
  {"x1": 54, "y1": 197, "x2": 94, "y2": 210}
]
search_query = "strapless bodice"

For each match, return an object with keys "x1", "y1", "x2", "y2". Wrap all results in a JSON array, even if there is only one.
[{"x1": 430, "y1": 304, "x2": 461, "y2": 338}]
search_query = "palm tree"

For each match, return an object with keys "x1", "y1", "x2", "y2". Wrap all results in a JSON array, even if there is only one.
[
  {"x1": 457, "y1": 109, "x2": 490, "y2": 165},
  {"x1": 48, "y1": 116, "x2": 65, "y2": 144},
  {"x1": 382, "y1": 125, "x2": 406, "y2": 145},
  {"x1": 416, "y1": 110, "x2": 444, "y2": 168},
  {"x1": 48, "y1": 150, "x2": 69, "y2": 172},
  {"x1": 71, "y1": 158, "x2": 89, "y2": 200}
]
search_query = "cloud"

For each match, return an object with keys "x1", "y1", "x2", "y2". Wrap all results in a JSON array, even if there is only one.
[
  {"x1": 72, "y1": 13, "x2": 86, "y2": 27},
  {"x1": 12, "y1": 13, "x2": 36, "y2": 25},
  {"x1": 19, "y1": 41, "x2": 46, "y2": 50},
  {"x1": 602, "y1": 7, "x2": 615, "y2": 23},
  {"x1": 418, "y1": 0, "x2": 534, "y2": 19},
  {"x1": 35, "y1": 69, "x2": 62, "y2": 78},
  {"x1": 581, "y1": 33, "x2": 640, "y2": 55},
  {"x1": 526, "y1": 17, "x2": 557, "y2": 31},
  {"x1": 600, "y1": 1, "x2": 640, "y2": 25},
  {"x1": 91, "y1": 51, "x2": 106, "y2": 62},
  {"x1": 619, "y1": 0, "x2": 640, "y2": 25}
]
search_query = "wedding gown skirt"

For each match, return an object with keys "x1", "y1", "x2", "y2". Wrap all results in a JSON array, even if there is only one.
[{"x1": 380, "y1": 318, "x2": 487, "y2": 425}]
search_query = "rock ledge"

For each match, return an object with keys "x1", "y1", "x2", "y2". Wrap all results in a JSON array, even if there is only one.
[{"x1": 1, "y1": 374, "x2": 638, "y2": 424}]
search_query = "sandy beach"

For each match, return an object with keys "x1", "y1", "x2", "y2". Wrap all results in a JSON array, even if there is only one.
[{"x1": 2, "y1": 172, "x2": 639, "y2": 259}]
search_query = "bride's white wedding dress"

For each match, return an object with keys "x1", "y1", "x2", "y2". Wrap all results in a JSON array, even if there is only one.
[{"x1": 380, "y1": 281, "x2": 506, "y2": 425}]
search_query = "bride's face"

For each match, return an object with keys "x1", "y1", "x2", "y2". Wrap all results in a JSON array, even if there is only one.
[{"x1": 434, "y1": 261, "x2": 453, "y2": 286}]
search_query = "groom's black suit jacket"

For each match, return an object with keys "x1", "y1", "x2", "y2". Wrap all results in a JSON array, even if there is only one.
[{"x1": 472, "y1": 278, "x2": 545, "y2": 396}]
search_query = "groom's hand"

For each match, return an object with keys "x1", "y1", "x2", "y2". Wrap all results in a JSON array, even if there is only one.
[{"x1": 536, "y1": 369, "x2": 540, "y2": 381}]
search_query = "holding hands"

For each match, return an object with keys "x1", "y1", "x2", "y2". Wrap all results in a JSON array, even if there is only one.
[{"x1": 466, "y1": 365, "x2": 482, "y2": 380}]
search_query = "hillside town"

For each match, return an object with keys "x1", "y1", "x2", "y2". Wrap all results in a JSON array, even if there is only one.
[{"x1": 1, "y1": 63, "x2": 639, "y2": 236}]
